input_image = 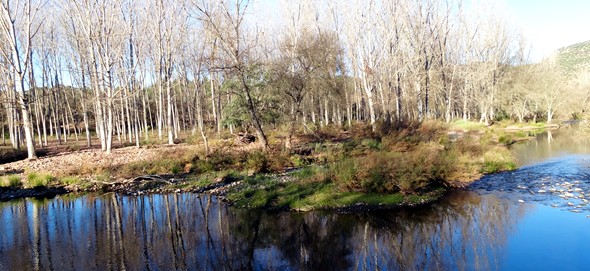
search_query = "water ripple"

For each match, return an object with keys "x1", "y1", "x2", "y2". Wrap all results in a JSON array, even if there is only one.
[{"x1": 471, "y1": 154, "x2": 590, "y2": 214}]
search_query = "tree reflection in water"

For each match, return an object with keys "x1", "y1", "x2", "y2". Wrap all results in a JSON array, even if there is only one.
[{"x1": 0, "y1": 191, "x2": 527, "y2": 270}]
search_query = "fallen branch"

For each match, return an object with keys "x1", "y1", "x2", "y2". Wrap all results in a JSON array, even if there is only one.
[
  {"x1": 89, "y1": 175, "x2": 174, "y2": 186},
  {"x1": 132, "y1": 175, "x2": 174, "y2": 184}
]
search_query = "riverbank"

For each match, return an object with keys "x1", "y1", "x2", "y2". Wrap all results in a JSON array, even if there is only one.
[
  {"x1": 221, "y1": 120, "x2": 519, "y2": 211},
  {"x1": 0, "y1": 120, "x2": 549, "y2": 209}
]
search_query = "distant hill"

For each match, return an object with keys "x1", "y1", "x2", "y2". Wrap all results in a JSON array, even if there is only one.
[{"x1": 552, "y1": 40, "x2": 590, "y2": 74}]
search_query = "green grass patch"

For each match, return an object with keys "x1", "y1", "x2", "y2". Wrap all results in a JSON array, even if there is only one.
[
  {"x1": 245, "y1": 151, "x2": 269, "y2": 173},
  {"x1": 27, "y1": 172, "x2": 56, "y2": 188},
  {"x1": 1, "y1": 175, "x2": 22, "y2": 189},
  {"x1": 60, "y1": 176, "x2": 82, "y2": 185},
  {"x1": 227, "y1": 186, "x2": 279, "y2": 208},
  {"x1": 226, "y1": 179, "x2": 325, "y2": 209},
  {"x1": 498, "y1": 134, "x2": 513, "y2": 144},
  {"x1": 481, "y1": 146, "x2": 517, "y2": 173},
  {"x1": 291, "y1": 165, "x2": 323, "y2": 180},
  {"x1": 291, "y1": 189, "x2": 406, "y2": 210},
  {"x1": 225, "y1": 177, "x2": 440, "y2": 211}
]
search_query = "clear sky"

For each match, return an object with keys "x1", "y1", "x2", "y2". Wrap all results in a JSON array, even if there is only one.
[{"x1": 505, "y1": 0, "x2": 590, "y2": 61}]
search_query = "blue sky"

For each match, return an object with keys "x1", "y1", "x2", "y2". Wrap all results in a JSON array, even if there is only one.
[{"x1": 505, "y1": 0, "x2": 590, "y2": 61}]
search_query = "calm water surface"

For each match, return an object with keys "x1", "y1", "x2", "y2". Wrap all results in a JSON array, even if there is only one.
[{"x1": 1, "y1": 128, "x2": 590, "y2": 270}]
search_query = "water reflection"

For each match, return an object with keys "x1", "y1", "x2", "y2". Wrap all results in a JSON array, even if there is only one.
[
  {"x1": 510, "y1": 128, "x2": 590, "y2": 167},
  {"x1": 0, "y1": 192, "x2": 527, "y2": 270}
]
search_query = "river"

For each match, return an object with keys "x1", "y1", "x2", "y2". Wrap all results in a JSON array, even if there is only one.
[{"x1": 1, "y1": 128, "x2": 589, "y2": 270}]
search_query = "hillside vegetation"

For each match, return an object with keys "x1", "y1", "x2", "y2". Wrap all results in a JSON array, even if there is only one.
[{"x1": 554, "y1": 40, "x2": 590, "y2": 74}]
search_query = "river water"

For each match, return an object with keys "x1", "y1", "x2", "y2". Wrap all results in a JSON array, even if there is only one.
[{"x1": 1, "y1": 129, "x2": 590, "y2": 270}]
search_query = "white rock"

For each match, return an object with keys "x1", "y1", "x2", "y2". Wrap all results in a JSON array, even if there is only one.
[{"x1": 518, "y1": 199, "x2": 525, "y2": 203}]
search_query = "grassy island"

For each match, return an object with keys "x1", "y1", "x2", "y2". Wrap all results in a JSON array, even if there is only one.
[
  {"x1": 0, "y1": 120, "x2": 535, "y2": 211},
  {"x1": 222, "y1": 120, "x2": 519, "y2": 211}
]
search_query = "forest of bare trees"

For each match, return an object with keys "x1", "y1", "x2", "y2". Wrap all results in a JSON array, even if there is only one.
[{"x1": 1, "y1": 0, "x2": 588, "y2": 158}]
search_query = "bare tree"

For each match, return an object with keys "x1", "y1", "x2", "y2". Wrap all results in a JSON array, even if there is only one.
[
  {"x1": 0, "y1": 0, "x2": 565, "y2": 160},
  {"x1": 0, "y1": 0, "x2": 43, "y2": 159}
]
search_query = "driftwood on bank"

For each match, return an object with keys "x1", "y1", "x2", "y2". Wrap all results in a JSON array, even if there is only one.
[
  {"x1": 89, "y1": 174, "x2": 175, "y2": 186},
  {"x1": 132, "y1": 175, "x2": 175, "y2": 184}
]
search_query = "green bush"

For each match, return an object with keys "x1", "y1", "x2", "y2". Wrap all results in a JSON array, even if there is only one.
[
  {"x1": 498, "y1": 135, "x2": 512, "y2": 144},
  {"x1": 1, "y1": 175, "x2": 23, "y2": 189},
  {"x1": 27, "y1": 172, "x2": 55, "y2": 188},
  {"x1": 330, "y1": 158, "x2": 358, "y2": 191},
  {"x1": 329, "y1": 142, "x2": 460, "y2": 195},
  {"x1": 8, "y1": 175, "x2": 22, "y2": 188},
  {"x1": 195, "y1": 160, "x2": 215, "y2": 173},
  {"x1": 266, "y1": 151, "x2": 292, "y2": 172},
  {"x1": 207, "y1": 150, "x2": 238, "y2": 171},
  {"x1": 170, "y1": 164, "x2": 181, "y2": 174},
  {"x1": 361, "y1": 162, "x2": 388, "y2": 192},
  {"x1": 246, "y1": 151, "x2": 269, "y2": 173},
  {"x1": 44, "y1": 174, "x2": 57, "y2": 184}
]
